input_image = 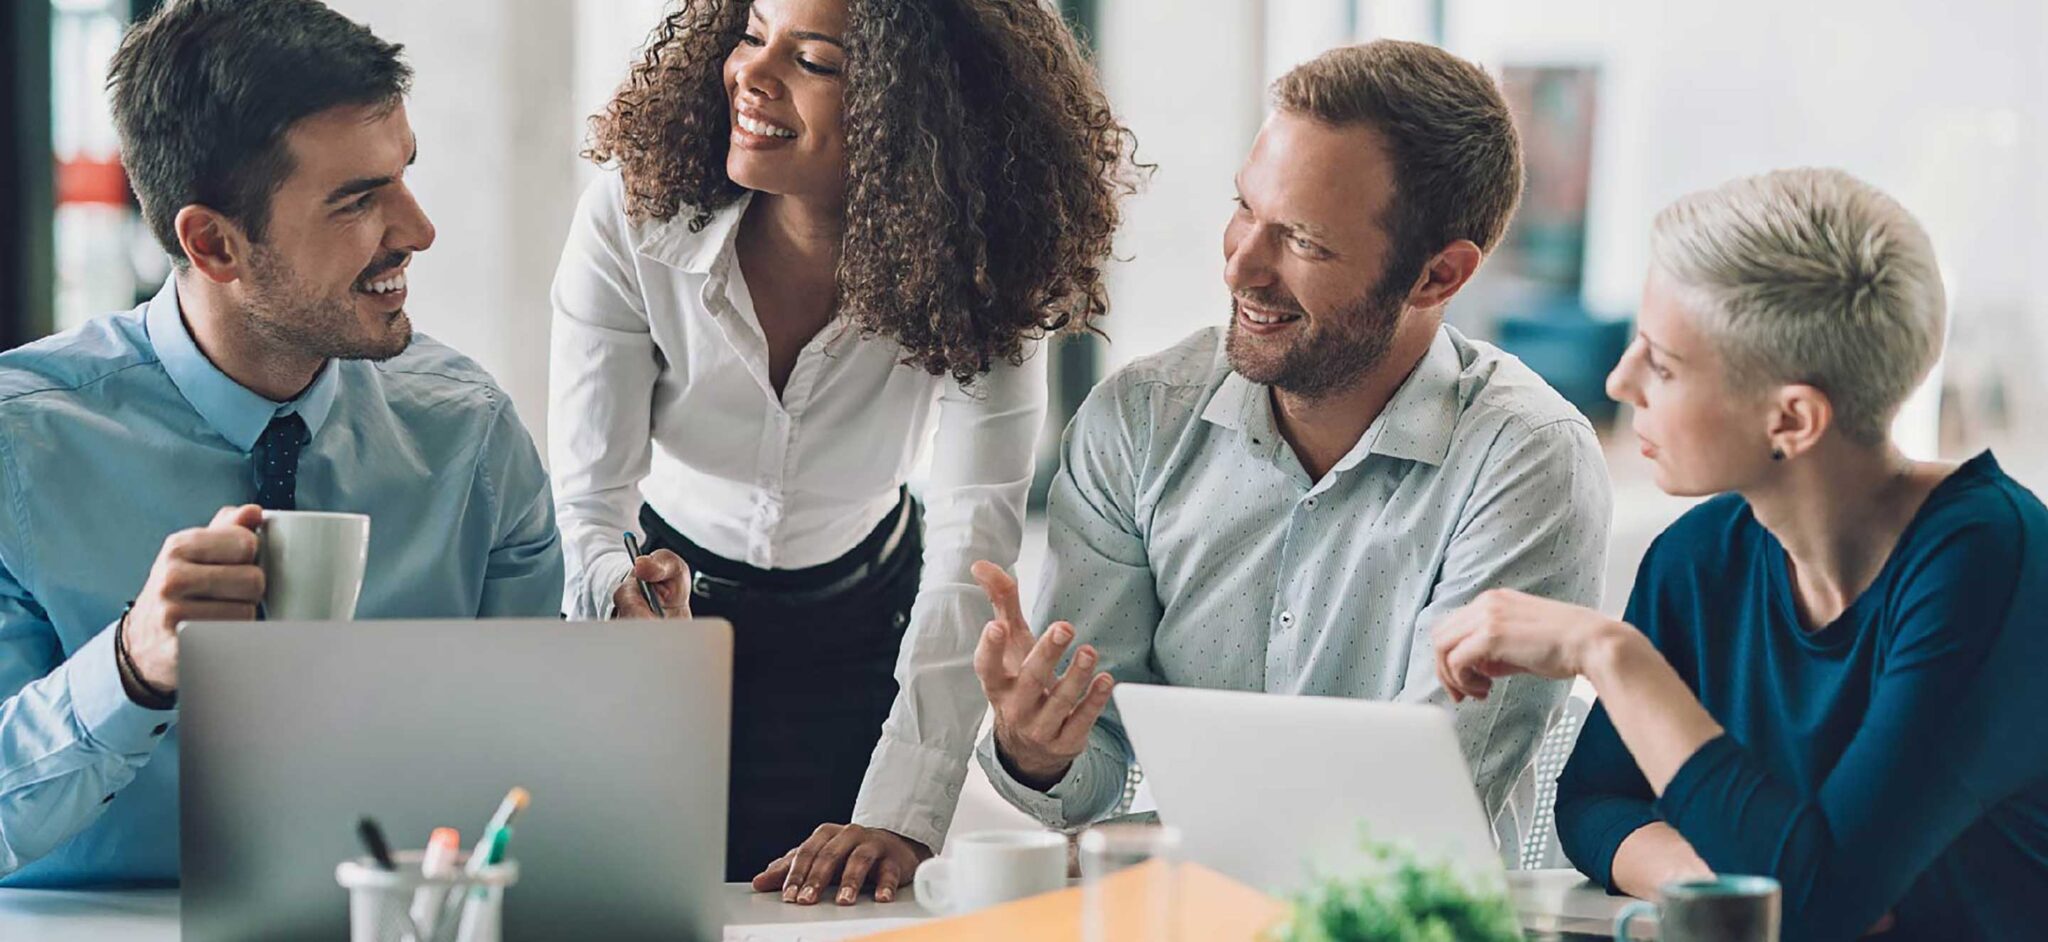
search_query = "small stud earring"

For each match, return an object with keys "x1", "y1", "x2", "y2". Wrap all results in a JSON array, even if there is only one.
[{"x1": 1771, "y1": 448, "x2": 1786, "y2": 461}]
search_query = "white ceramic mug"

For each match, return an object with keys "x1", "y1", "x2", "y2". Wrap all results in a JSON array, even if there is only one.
[
  {"x1": 258, "y1": 511, "x2": 370, "y2": 621},
  {"x1": 914, "y1": 830, "x2": 1067, "y2": 915}
]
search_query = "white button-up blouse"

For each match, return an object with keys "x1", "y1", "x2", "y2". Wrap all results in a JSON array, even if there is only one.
[{"x1": 548, "y1": 172, "x2": 1048, "y2": 849}]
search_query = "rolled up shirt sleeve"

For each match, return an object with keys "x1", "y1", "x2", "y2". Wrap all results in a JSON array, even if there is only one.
[
  {"x1": 975, "y1": 375, "x2": 1163, "y2": 830},
  {"x1": 1554, "y1": 700, "x2": 1660, "y2": 893},
  {"x1": 852, "y1": 348, "x2": 1048, "y2": 850}
]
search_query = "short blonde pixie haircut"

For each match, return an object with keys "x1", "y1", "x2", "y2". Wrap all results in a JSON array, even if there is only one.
[{"x1": 1649, "y1": 168, "x2": 1947, "y2": 445}]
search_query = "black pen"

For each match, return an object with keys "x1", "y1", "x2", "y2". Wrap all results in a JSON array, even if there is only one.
[
  {"x1": 622, "y1": 532, "x2": 665, "y2": 617},
  {"x1": 357, "y1": 816, "x2": 396, "y2": 870}
]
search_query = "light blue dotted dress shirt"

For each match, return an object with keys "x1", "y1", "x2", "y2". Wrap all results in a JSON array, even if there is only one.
[{"x1": 977, "y1": 324, "x2": 1612, "y2": 835}]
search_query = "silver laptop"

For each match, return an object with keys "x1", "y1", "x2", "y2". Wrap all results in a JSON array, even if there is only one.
[
  {"x1": 179, "y1": 618, "x2": 731, "y2": 942},
  {"x1": 1113, "y1": 684, "x2": 1507, "y2": 896}
]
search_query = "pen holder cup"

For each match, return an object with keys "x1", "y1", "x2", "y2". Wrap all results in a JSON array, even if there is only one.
[{"x1": 337, "y1": 851, "x2": 520, "y2": 942}]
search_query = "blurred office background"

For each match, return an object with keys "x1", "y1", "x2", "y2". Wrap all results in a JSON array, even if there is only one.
[
  {"x1": 13, "y1": 0, "x2": 2045, "y2": 516},
  {"x1": 8, "y1": 0, "x2": 2047, "y2": 830}
]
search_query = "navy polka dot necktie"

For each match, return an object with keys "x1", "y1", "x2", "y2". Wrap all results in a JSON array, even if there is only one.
[{"x1": 253, "y1": 413, "x2": 311, "y2": 511}]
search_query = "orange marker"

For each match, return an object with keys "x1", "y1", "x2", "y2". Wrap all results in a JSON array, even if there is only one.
[{"x1": 411, "y1": 827, "x2": 462, "y2": 933}]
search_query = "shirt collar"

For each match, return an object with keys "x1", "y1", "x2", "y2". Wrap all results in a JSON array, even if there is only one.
[
  {"x1": 1200, "y1": 360, "x2": 1296, "y2": 475},
  {"x1": 1353, "y1": 324, "x2": 1463, "y2": 468},
  {"x1": 1200, "y1": 323, "x2": 1465, "y2": 470},
  {"x1": 1201, "y1": 369, "x2": 1268, "y2": 435},
  {"x1": 144, "y1": 278, "x2": 340, "y2": 453},
  {"x1": 633, "y1": 191, "x2": 753, "y2": 275}
]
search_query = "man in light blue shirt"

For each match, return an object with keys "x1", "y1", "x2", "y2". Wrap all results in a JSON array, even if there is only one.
[
  {"x1": 0, "y1": 0, "x2": 562, "y2": 886},
  {"x1": 964, "y1": 41, "x2": 1610, "y2": 853}
]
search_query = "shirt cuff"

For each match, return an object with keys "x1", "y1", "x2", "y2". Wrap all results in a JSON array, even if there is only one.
[
  {"x1": 62, "y1": 621, "x2": 175, "y2": 756},
  {"x1": 851, "y1": 734, "x2": 968, "y2": 853},
  {"x1": 1654, "y1": 733, "x2": 1745, "y2": 831},
  {"x1": 581, "y1": 551, "x2": 635, "y2": 620},
  {"x1": 973, "y1": 729, "x2": 1110, "y2": 830},
  {"x1": 1571, "y1": 797, "x2": 1662, "y2": 894}
]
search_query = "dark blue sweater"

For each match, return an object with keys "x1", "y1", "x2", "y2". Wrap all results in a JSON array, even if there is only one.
[{"x1": 1554, "y1": 452, "x2": 2048, "y2": 941}]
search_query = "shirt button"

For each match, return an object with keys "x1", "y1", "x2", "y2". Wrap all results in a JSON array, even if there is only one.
[
  {"x1": 1278, "y1": 611, "x2": 1295, "y2": 627},
  {"x1": 1305, "y1": 497, "x2": 1319, "y2": 510},
  {"x1": 151, "y1": 723, "x2": 169, "y2": 736}
]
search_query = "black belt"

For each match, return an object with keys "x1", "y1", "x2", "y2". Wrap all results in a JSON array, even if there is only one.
[{"x1": 681, "y1": 495, "x2": 915, "y2": 607}]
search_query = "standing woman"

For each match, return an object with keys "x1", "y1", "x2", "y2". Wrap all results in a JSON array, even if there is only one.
[
  {"x1": 549, "y1": 0, "x2": 1139, "y2": 901},
  {"x1": 1431, "y1": 168, "x2": 2048, "y2": 939}
]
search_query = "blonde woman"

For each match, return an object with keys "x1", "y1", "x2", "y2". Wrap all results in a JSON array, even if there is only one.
[{"x1": 1432, "y1": 168, "x2": 2048, "y2": 940}]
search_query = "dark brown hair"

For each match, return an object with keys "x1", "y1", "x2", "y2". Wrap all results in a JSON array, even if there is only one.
[
  {"x1": 586, "y1": 0, "x2": 1143, "y2": 384},
  {"x1": 108, "y1": 0, "x2": 411, "y2": 267},
  {"x1": 1273, "y1": 40, "x2": 1524, "y2": 285}
]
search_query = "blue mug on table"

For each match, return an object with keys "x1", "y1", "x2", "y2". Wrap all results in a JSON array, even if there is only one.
[{"x1": 1615, "y1": 875, "x2": 1781, "y2": 942}]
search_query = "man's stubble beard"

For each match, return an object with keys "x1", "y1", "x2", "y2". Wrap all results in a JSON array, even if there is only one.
[
  {"x1": 1225, "y1": 265, "x2": 1411, "y2": 400},
  {"x1": 242, "y1": 244, "x2": 412, "y2": 363}
]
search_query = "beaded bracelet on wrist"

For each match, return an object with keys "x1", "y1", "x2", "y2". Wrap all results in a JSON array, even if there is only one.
[{"x1": 115, "y1": 602, "x2": 177, "y2": 710}]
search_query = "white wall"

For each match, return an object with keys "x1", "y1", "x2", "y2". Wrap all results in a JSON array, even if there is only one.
[
  {"x1": 325, "y1": 0, "x2": 583, "y2": 457},
  {"x1": 323, "y1": 0, "x2": 713, "y2": 456},
  {"x1": 572, "y1": 0, "x2": 675, "y2": 189},
  {"x1": 1445, "y1": 0, "x2": 2048, "y2": 325},
  {"x1": 1090, "y1": 0, "x2": 1267, "y2": 373}
]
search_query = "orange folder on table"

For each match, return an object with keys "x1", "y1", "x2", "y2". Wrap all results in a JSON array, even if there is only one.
[{"x1": 854, "y1": 860, "x2": 1289, "y2": 941}]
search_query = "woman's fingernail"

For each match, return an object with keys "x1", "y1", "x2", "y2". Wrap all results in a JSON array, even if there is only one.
[
  {"x1": 798, "y1": 886, "x2": 818, "y2": 904},
  {"x1": 1052, "y1": 625, "x2": 1072, "y2": 643},
  {"x1": 876, "y1": 887, "x2": 894, "y2": 902},
  {"x1": 782, "y1": 885, "x2": 798, "y2": 902},
  {"x1": 837, "y1": 887, "x2": 856, "y2": 905}
]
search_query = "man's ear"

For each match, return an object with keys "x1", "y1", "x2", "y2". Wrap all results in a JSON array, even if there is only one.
[
  {"x1": 1402, "y1": 239, "x2": 1484, "y2": 311},
  {"x1": 173, "y1": 205, "x2": 249, "y2": 284}
]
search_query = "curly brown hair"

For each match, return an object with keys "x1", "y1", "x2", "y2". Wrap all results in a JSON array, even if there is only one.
[{"x1": 585, "y1": 0, "x2": 1144, "y2": 385}]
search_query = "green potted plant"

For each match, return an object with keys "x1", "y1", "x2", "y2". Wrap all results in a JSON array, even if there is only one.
[{"x1": 1264, "y1": 837, "x2": 1520, "y2": 942}]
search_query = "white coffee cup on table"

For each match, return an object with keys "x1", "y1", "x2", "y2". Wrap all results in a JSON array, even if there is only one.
[
  {"x1": 257, "y1": 511, "x2": 370, "y2": 621},
  {"x1": 914, "y1": 829, "x2": 1066, "y2": 916}
]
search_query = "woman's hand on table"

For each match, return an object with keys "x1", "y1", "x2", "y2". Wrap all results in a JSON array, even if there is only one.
[{"x1": 751, "y1": 823, "x2": 932, "y2": 905}]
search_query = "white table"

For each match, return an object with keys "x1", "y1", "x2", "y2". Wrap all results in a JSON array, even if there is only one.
[
  {"x1": 0, "y1": 871, "x2": 1632, "y2": 940},
  {"x1": 1511, "y1": 869, "x2": 1636, "y2": 938}
]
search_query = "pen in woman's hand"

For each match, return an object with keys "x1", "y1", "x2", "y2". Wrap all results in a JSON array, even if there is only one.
[{"x1": 622, "y1": 532, "x2": 666, "y2": 617}]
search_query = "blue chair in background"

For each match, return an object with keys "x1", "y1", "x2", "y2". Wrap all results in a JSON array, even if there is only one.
[{"x1": 1496, "y1": 300, "x2": 1634, "y2": 427}]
